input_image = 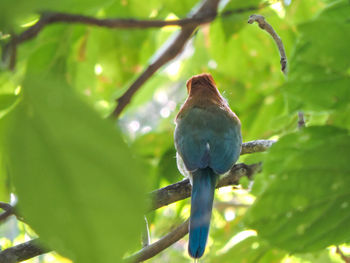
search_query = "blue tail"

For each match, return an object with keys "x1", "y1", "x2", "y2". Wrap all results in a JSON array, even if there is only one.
[{"x1": 188, "y1": 167, "x2": 216, "y2": 258}]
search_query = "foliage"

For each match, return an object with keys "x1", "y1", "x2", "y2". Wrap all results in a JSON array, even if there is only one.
[{"x1": 0, "y1": 0, "x2": 349, "y2": 262}]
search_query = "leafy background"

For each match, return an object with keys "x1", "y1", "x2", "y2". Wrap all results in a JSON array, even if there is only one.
[{"x1": 0, "y1": 0, "x2": 349, "y2": 262}]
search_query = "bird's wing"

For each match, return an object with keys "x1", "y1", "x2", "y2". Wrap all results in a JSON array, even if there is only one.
[{"x1": 175, "y1": 106, "x2": 241, "y2": 174}]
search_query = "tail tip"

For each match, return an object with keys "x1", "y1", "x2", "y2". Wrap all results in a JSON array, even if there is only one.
[{"x1": 188, "y1": 244, "x2": 205, "y2": 259}]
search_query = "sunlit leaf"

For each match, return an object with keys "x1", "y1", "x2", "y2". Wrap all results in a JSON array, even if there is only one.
[
  {"x1": 212, "y1": 236, "x2": 286, "y2": 263},
  {"x1": 284, "y1": 0, "x2": 350, "y2": 111},
  {"x1": 246, "y1": 126, "x2": 350, "y2": 252}
]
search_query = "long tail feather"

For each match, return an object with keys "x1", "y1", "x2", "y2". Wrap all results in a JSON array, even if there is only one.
[{"x1": 188, "y1": 167, "x2": 216, "y2": 258}]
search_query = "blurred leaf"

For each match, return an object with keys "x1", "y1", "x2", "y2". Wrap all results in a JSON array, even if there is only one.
[
  {"x1": 0, "y1": 0, "x2": 111, "y2": 32},
  {"x1": 0, "y1": 153, "x2": 10, "y2": 202},
  {"x1": 5, "y1": 72, "x2": 148, "y2": 262},
  {"x1": 157, "y1": 148, "x2": 181, "y2": 183},
  {"x1": 0, "y1": 94, "x2": 17, "y2": 111},
  {"x1": 284, "y1": 0, "x2": 350, "y2": 111},
  {"x1": 0, "y1": 94, "x2": 19, "y2": 119},
  {"x1": 291, "y1": 248, "x2": 341, "y2": 263},
  {"x1": 219, "y1": 0, "x2": 262, "y2": 39},
  {"x1": 212, "y1": 236, "x2": 286, "y2": 263},
  {"x1": 246, "y1": 126, "x2": 350, "y2": 252},
  {"x1": 285, "y1": 0, "x2": 326, "y2": 24},
  {"x1": 329, "y1": 105, "x2": 350, "y2": 130},
  {"x1": 132, "y1": 131, "x2": 173, "y2": 158},
  {"x1": 161, "y1": 0, "x2": 198, "y2": 17}
]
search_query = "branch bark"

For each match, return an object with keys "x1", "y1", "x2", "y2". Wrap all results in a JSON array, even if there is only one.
[
  {"x1": 0, "y1": 239, "x2": 48, "y2": 263},
  {"x1": 149, "y1": 162, "x2": 261, "y2": 211},
  {"x1": 125, "y1": 219, "x2": 189, "y2": 263},
  {"x1": 0, "y1": 202, "x2": 15, "y2": 222},
  {"x1": 149, "y1": 139, "x2": 272, "y2": 211},
  {"x1": 248, "y1": 14, "x2": 287, "y2": 74},
  {"x1": 336, "y1": 246, "x2": 350, "y2": 263}
]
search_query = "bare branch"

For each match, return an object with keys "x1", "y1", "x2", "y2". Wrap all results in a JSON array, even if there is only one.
[
  {"x1": 248, "y1": 14, "x2": 287, "y2": 74},
  {"x1": 149, "y1": 139, "x2": 273, "y2": 211},
  {"x1": 13, "y1": 12, "x2": 216, "y2": 46},
  {"x1": 111, "y1": 0, "x2": 220, "y2": 117},
  {"x1": 0, "y1": 239, "x2": 48, "y2": 263},
  {"x1": 0, "y1": 202, "x2": 15, "y2": 222},
  {"x1": 336, "y1": 246, "x2": 350, "y2": 263},
  {"x1": 240, "y1": 139, "x2": 275, "y2": 155},
  {"x1": 149, "y1": 162, "x2": 261, "y2": 211},
  {"x1": 125, "y1": 219, "x2": 189, "y2": 263}
]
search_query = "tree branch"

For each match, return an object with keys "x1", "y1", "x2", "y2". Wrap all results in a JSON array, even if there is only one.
[
  {"x1": 148, "y1": 139, "x2": 272, "y2": 211},
  {"x1": 149, "y1": 162, "x2": 261, "y2": 211},
  {"x1": 9, "y1": 12, "x2": 216, "y2": 47},
  {"x1": 125, "y1": 219, "x2": 189, "y2": 263},
  {"x1": 0, "y1": 202, "x2": 16, "y2": 222},
  {"x1": 248, "y1": 14, "x2": 287, "y2": 74},
  {"x1": 129, "y1": 161, "x2": 264, "y2": 262},
  {"x1": 240, "y1": 139, "x2": 275, "y2": 155},
  {"x1": 2, "y1": 4, "x2": 264, "y2": 71},
  {"x1": 111, "y1": 0, "x2": 221, "y2": 118},
  {"x1": 0, "y1": 239, "x2": 48, "y2": 263},
  {"x1": 336, "y1": 246, "x2": 350, "y2": 263}
]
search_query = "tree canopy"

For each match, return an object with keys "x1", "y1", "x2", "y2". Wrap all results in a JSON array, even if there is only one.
[{"x1": 0, "y1": 0, "x2": 349, "y2": 262}]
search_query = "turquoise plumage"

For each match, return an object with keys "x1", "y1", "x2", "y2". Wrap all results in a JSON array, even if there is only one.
[{"x1": 174, "y1": 73, "x2": 242, "y2": 258}]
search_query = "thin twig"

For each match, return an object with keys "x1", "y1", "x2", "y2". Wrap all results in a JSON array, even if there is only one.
[
  {"x1": 0, "y1": 239, "x2": 48, "y2": 263},
  {"x1": 248, "y1": 14, "x2": 287, "y2": 74},
  {"x1": 336, "y1": 246, "x2": 350, "y2": 263},
  {"x1": 298, "y1": 111, "x2": 305, "y2": 129},
  {"x1": 111, "y1": 0, "x2": 220, "y2": 117},
  {"x1": 141, "y1": 216, "x2": 151, "y2": 248},
  {"x1": 0, "y1": 202, "x2": 15, "y2": 222},
  {"x1": 125, "y1": 219, "x2": 189, "y2": 263}
]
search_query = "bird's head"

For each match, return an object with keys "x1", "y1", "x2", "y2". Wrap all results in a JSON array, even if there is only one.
[{"x1": 186, "y1": 73, "x2": 218, "y2": 93}]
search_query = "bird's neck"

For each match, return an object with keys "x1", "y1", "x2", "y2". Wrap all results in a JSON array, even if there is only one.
[{"x1": 187, "y1": 87, "x2": 225, "y2": 107}]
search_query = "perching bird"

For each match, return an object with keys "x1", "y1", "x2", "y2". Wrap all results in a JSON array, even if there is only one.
[{"x1": 174, "y1": 73, "x2": 242, "y2": 259}]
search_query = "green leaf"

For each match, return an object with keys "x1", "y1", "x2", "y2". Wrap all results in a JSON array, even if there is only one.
[
  {"x1": 0, "y1": 94, "x2": 19, "y2": 119},
  {"x1": 285, "y1": 0, "x2": 326, "y2": 25},
  {"x1": 284, "y1": 0, "x2": 350, "y2": 111},
  {"x1": 0, "y1": 0, "x2": 110, "y2": 32},
  {"x1": 5, "y1": 73, "x2": 148, "y2": 262},
  {"x1": 219, "y1": 0, "x2": 262, "y2": 39},
  {"x1": 212, "y1": 236, "x2": 286, "y2": 263},
  {"x1": 245, "y1": 126, "x2": 350, "y2": 252},
  {"x1": 157, "y1": 148, "x2": 181, "y2": 183}
]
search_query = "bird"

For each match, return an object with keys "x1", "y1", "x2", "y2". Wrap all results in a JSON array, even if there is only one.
[{"x1": 174, "y1": 73, "x2": 242, "y2": 259}]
